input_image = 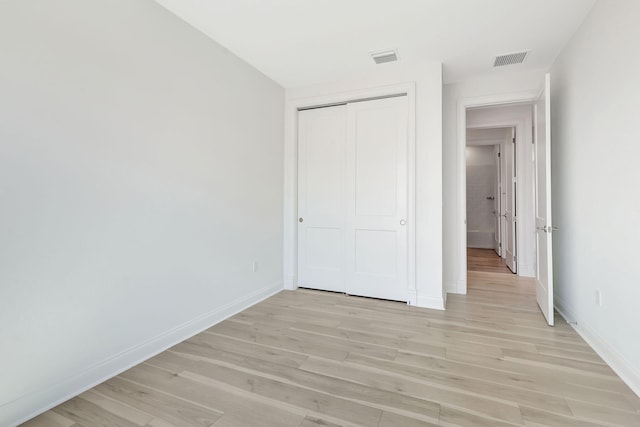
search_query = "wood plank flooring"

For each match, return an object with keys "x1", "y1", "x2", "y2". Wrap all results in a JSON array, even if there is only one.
[
  {"x1": 468, "y1": 248, "x2": 513, "y2": 274},
  {"x1": 23, "y1": 273, "x2": 640, "y2": 426}
]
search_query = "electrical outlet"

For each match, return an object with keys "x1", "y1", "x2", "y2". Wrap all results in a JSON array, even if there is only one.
[
  {"x1": 252, "y1": 261, "x2": 258, "y2": 273},
  {"x1": 595, "y1": 290, "x2": 602, "y2": 307}
]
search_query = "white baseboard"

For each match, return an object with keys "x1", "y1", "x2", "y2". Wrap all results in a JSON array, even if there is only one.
[
  {"x1": 406, "y1": 289, "x2": 418, "y2": 306},
  {"x1": 454, "y1": 278, "x2": 467, "y2": 295},
  {"x1": 555, "y1": 297, "x2": 640, "y2": 398},
  {"x1": 517, "y1": 263, "x2": 535, "y2": 278},
  {"x1": 3, "y1": 282, "x2": 283, "y2": 427},
  {"x1": 283, "y1": 275, "x2": 296, "y2": 290},
  {"x1": 445, "y1": 281, "x2": 457, "y2": 294},
  {"x1": 417, "y1": 295, "x2": 445, "y2": 310}
]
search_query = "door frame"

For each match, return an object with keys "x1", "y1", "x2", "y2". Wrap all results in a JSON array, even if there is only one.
[
  {"x1": 495, "y1": 143, "x2": 502, "y2": 257},
  {"x1": 456, "y1": 92, "x2": 537, "y2": 294},
  {"x1": 284, "y1": 83, "x2": 417, "y2": 304}
]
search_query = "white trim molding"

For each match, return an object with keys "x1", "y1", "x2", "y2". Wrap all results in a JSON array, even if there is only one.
[
  {"x1": 3, "y1": 282, "x2": 283, "y2": 427},
  {"x1": 555, "y1": 297, "x2": 640, "y2": 398},
  {"x1": 418, "y1": 295, "x2": 445, "y2": 310}
]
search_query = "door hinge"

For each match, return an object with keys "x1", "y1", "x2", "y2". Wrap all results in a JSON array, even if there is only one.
[
  {"x1": 498, "y1": 152, "x2": 501, "y2": 157},
  {"x1": 514, "y1": 255, "x2": 517, "y2": 263},
  {"x1": 512, "y1": 137, "x2": 516, "y2": 143}
]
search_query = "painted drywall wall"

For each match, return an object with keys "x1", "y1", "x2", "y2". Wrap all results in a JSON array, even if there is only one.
[
  {"x1": 0, "y1": 0, "x2": 284, "y2": 424},
  {"x1": 443, "y1": 70, "x2": 544, "y2": 293},
  {"x1": 550, "y1": 0, "x2": 640, "y2": 395},
  {"x1": 466, "y1": 146, "x2": 496, "y2": 248},
  {"x1": 285, "y1": 60, "x2": 444, "y2": 308},
  {"x1": 467, "y1": 127, "x2": 512, "y2": 146}
]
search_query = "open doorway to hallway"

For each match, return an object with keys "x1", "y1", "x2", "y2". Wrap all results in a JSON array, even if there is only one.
[
  {"x1": 465, "y1": 126, "x2": 515, "y2": 274},
  {"x1": 463, "y1": 103, "x2": 537, "y2": 280},
  {"x1": 467, "y1": 248, "x2": 511, "y2": 274}
]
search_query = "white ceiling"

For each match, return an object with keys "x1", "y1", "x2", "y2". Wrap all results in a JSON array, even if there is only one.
[{"x1": 154, "y1": 0, "x2": 596, "y2": 88}]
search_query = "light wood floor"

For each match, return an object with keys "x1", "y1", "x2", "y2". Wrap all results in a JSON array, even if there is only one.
[
  {"x1": 24, "y1": 274, "x2": 640, "y2": 426},
  {"x1": 468, "y1": 247, "x2": 513, "y2": 274}
]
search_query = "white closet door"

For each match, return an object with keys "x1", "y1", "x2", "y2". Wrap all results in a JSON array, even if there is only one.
[
  {"x1": 345, "y1": 96, "x2": 408, "y2": 301},
  {"x1": 297, "y1": 106, "x2": 347, "y2": 292}
]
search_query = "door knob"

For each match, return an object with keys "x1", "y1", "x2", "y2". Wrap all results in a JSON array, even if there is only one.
[
  {"x1": 299, "y1": 217, "x2": 303, "y2": 223},
  {"x1": 400, "y1": 219, "x2": 406, "y2": 226}
]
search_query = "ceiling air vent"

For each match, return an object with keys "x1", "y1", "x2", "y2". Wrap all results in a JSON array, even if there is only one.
[
  {"x1": 370, "y1": 49, "x2": 398, "y2": 65},
  {"x1": 493, "y1": 51, "x2": 528, "y2": 67}
]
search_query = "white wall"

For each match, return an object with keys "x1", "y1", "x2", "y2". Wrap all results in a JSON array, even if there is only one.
[
  {"x1": 284, "y1": 61, "x2": 444, "y2": 308},
  {"x1": 467, "y1": 127, "x2": 511, "y2": 145},
  {"x1": 466, "y1": 146, "x2": 496, "y2": 240},
  {"x1": 0, "y1": 0, "x2": 284, "y2": 424},
  {"x1": 443, "y1": 70, "x2": 544, "y2": 293},
  {"x1": 550, "y1": 0, "x2": 640, "y2": 396}
]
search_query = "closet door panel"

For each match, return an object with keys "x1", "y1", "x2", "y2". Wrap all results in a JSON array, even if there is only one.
[
  {"x1": 297, "y1": 106, "x2": 347, "y2": 291},
  {"x1": 345, "y1": 97, "x2": 408, "y2": 301}
]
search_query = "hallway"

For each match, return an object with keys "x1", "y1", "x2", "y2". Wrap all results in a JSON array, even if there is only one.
[{"x1": 467, "y1": 247, "x2": 513, "y2": 274}]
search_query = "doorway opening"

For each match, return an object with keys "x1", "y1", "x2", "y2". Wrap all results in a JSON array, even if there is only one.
[
  {"x1": 465, "y1": 127, "x2": 514, "y2": 275},
  {"x1": 461, "y1": 101, "x2": 536, "y2": 284}
]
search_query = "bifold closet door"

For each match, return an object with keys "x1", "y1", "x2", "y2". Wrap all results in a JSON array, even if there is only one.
[
  {"x1": 297, "y1": 105, "x2": 347, "y2": 292},
  {"x1": 345, "y1": 96, "x2": 408, "y2": 301}
]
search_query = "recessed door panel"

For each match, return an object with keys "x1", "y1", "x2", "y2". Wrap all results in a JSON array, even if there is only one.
[
  {"x1": 305, "y1": 119, "x2": 344, "y2": 219},
  {"x1": 354, "y1": 229, "x2": 397, "y2": 276},
  {"x1": 355, "y1": 108, "x2": 398, "y2": 217}
]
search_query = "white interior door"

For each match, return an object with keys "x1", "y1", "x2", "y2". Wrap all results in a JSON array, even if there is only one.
[
  {"x1": 500, "y1": 140, "x2": 507, "y2": 260},
  {"x1": 504, "y1": 128, "x2": 517, "y2": 273},
  {"x1": 297, "y1": 106, "x2": 347, "y2": 292},
  {"x1": 534, "y1": 73, "x2": 555, "y2": 326},
  {"x1": 345, "y1": 96, "x2": 408, "y2": 301},
  {"x1": 493, "y1": 144, "x2": 501, "y2": 256}
]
